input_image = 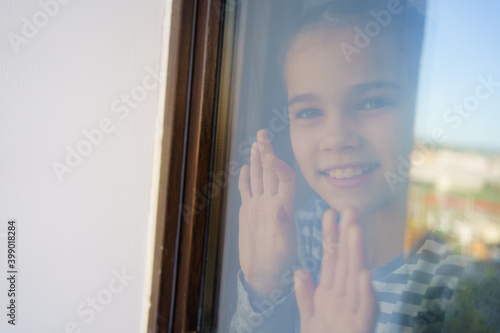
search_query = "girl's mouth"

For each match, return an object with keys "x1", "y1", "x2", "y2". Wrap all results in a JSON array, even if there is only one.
[
  {"x1": 320, "y1": 164, "x2": 378, "y2": 188},
  {"x1": 320, "y1": 164, "x2": 378, "y2": 179}
]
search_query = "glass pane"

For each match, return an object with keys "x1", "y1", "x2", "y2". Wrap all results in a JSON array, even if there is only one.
[{"x1": 211, "y1": 1, "x2": 500, "y2": 332}]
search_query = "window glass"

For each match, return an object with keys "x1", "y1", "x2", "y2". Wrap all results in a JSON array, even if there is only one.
[{"x1": 211, "y1": 1, "x2": 500, "y2": 332}]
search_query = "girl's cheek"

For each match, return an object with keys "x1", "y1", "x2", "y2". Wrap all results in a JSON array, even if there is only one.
[
  {"x1": 361, "y1": 113, "x2": 400, "y2": 139},
  {"x1": 290, "y1": 127, "x2": 302, "y2": 148},
  {"x1": 291, "y1": 128, "x2": 311, "y2": 148},
  {"x1": 291, "y1": 130, "x2": 313, "y2": 165}
]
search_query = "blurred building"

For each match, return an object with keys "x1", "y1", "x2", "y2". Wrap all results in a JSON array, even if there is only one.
[{"x1": 407, "y1": 146, "x2": 500, "y2": 260}]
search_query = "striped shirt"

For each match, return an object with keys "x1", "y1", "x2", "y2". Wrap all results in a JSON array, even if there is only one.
[
  {"x1": 296, "y1": 195, "x2": 470, "y2": 333},
  {"x1": 230, "y1": 195, "x2": 484, "y2": 333}
]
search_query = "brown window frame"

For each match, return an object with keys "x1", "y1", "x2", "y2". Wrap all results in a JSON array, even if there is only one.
[{"x1": 147, "y1": 0, "x2": 230, "y2": 332}]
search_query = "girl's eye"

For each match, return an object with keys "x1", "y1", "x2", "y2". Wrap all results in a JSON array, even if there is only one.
[
  {"x1": 295, "y1": 108, "x2": 322, "y2": 119},
  {"x1": 357, "y1": 98, "x2": 392, "y2": 111}
]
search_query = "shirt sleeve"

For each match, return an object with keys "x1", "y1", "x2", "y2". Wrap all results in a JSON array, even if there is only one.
[{"x1": 229, "y1": 269, "x2": 298, "y2": 333}]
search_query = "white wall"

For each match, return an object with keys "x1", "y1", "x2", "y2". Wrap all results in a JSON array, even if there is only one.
[{"x1": 0, "y1": 0, "x2": 171, "y2": 332}]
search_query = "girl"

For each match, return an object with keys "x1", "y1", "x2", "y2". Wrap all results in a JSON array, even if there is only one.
[{"x1": 230, "y1": 1, "x2": 490, "y2": 332}]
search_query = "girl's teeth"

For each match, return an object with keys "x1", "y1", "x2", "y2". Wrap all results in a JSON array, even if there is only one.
[
  {"x1": 344, "y1": 168, "x2": 354, "y2": 178},
  {"x1": 327, "y1": 166, "x2": 375, "y2": 179}
]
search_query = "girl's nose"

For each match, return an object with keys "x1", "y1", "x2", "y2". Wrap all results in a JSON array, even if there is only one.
[{"x1": 318, "y1": 113, "x2": 362, "y2": 152}]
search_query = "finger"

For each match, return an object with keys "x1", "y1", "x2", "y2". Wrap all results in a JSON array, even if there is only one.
[
  {"x1": 347, "y1": 223, "x2": 364, "y2": 275},
  {"x1": 250, "y1": 142, "x2": 264, "y2": 195},
  {"x1": 346, "y1": 223, "x2": 363, "y2": 312},
  {"x1": 271, "y1": 156, "x2": 297, "y2": 199},
  {"x1": 257, "y1": 130, "x2": 277, "y2": 195},
  {"x1": 319, "y1": 208, "x2": 338, "y2": 290},
  {"x1": 357, "y1": 270, "x2": 376, "y2": 332},
  {"x1": 294, "y1": 269, "x2": 315, "y2": 325},
  {"x1": 238, "y1": 164, "x2": 252, "y2": 200},
  {"x1": 263, "y1": 154, "x2": 279, "y2": 196},
  {"x1": 332, "y1": 208, "x2": 355, "y2": 294},
  {"x1": 257, "y1": 129, "x2": 274, "y2": 155}
]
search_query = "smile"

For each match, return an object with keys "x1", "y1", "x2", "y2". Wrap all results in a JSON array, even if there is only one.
[{"x1": 321, "y1": 164, "x2": 378, "y2": 180}]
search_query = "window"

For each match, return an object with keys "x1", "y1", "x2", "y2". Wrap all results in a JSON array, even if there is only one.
[{"x1": 151, "y1": 1, "x2": 500, "y2": 332}]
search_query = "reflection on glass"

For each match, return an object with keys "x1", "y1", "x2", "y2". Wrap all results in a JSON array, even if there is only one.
[{"x1": 214, "y1": 1, "x2": 500, "y2": 332}]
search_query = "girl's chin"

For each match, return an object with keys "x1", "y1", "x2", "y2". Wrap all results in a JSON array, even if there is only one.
[
  {"x1": 320, "y1": 191, "x2": 396, "y2": 216},
  {"x1": 321, "y1": 196, "x2": 371, "y2": 214}
]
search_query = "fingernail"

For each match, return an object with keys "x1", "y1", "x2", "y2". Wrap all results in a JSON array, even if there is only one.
[
  {"x1": 251, "y1": 143, "x2": 257, "y2": 158},
  {"x1": 261, "y1": 131, "x2": 270, "y2": 144}
]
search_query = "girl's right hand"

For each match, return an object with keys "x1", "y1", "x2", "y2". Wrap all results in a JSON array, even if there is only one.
[
  {"x1": 294, "y1": 208, "x2": 376, "y2": 333},
  {"x1": 238, "y1": 129, "x2": 297, "y2": 299}
]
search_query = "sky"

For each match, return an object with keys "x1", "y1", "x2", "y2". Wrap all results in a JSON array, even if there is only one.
[{"x1": 414, "y1": 0, "x2": 500, "y2": 151}]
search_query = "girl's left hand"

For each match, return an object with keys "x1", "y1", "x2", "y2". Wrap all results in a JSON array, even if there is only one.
[{"x1": 294, "y1": 208, "x2": 377, "y2": 333}]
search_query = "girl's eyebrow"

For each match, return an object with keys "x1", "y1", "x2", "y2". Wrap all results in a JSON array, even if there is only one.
[
  {"x1": 288, "y1": 82, "x2": 401, "y2": 106},
  {"x1": 288, "y1": 93, "x2": 320, "y2": 107},
  {"x1": 351, "y1": 81, "x2": 401, "y2": 95}
]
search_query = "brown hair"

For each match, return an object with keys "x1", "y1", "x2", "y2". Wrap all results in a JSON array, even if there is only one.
[{"x1": 279, "y1": 0, "x2": 427, "y2": 83}]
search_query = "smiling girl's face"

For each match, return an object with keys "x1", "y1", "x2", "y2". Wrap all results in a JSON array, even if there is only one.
[{"x1": 286, "y1": 28, "x2": 416, "y2": 215}]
